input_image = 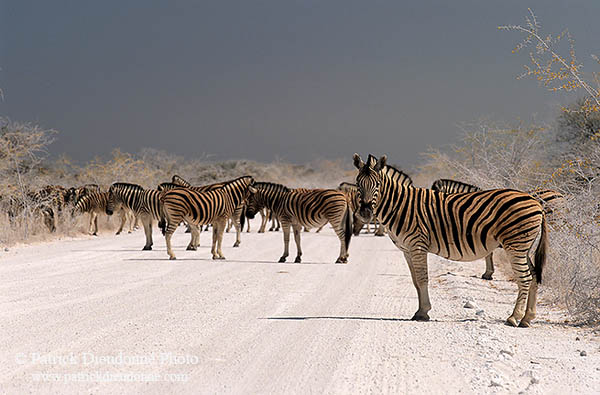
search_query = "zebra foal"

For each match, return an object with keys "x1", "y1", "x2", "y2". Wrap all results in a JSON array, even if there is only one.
[{"x1": 355, "y1": 154, "x2": 548, "y2": 327}]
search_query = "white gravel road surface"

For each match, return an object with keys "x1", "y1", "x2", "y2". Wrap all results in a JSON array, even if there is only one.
[{"x1": 1, "y1": 226, "x2": 599, "y2": 394}]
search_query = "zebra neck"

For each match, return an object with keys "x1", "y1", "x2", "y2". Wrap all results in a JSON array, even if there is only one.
[
  {"x1": 259, "y1": 190, "x2": 285, "y2": 214},
  {"x1": 375, "y1": 177, "x2": 405, "y2": 225}
]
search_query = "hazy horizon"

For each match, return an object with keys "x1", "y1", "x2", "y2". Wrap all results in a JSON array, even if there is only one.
[{"x1": 1, "y1": 1, "x2": 599, "y2": 168}]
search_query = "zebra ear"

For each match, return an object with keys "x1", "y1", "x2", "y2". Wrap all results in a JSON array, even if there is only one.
[
  {"x1": 249, "y1": 185, "x2": 258, "y2": 194},
  {"x1": 374, "y1": 155, "x2": 387, "y2": 172},
  {"x1": 353, "y1": 153, "x2": 364, "y2": 169}
]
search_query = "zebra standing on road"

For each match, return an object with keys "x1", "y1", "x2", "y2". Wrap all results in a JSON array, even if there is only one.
[
  {"x1": 168, "y1": 176, "x2": 247, "y2": 247},
  {"x1": 354, "y1": 154, "x2": 547, "y2": 327},
  {"x1": 432, "y1": 178, "x2": 563, "y2": 280},
  {"x1": 106, "y1": 183, "x2": 165, "y2": 250},
  {"x1": 159, "y1": 176, "x2": 255, "y2": 260},
  {"x1": 244, "y1": 183, "x2": 353, "y2": 264},
  {"x1": 73, "y1": 191, "x2": 133, "y2": 235}
]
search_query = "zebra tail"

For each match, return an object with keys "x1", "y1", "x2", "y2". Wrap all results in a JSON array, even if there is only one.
[
  {"x1": 534, "y1": 211, "x2": 548, "y2": 284},
  {"x1": 343, "y1": 206, "x2": 352, "y2": 251},
  {"x1": 239, "y1": 206, "x2": 246, "y2": 231},
  {"x1": 158, "y1": 191, "x2": 167, "y2": 236}
]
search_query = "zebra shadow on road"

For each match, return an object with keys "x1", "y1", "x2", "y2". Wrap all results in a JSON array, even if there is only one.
[{"x1": 264, "y1": 316, "x2": 494, "y2": 324}]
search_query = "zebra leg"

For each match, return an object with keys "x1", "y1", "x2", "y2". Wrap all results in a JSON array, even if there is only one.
[
  {"x1": 292, "y1": 224, "x2": 303, "y2": 263},
  {"x1": 482, "y1": 252, "x2": 494, "y2": 280},
  {"x1": 226, "y1": 218, "x2": 231, "y2": 233},
  {"x1": 519, "y1": 261, "x2": 538, "y2": 328},
  {"x1": 232, "y1": 216, "x2": 241, "y2": 248},
  {"x1": 374, "y1": 220, "x2": 385, "y2": 236},
  {"x1": 88, "y1": 213, "x2": 94, "y2": 235},
  {"x1": 403, "y1": 250, "x2": 431, "y2": 321},
  {"x1": 505, "y1": 254, "x2": 532, "y2": 327},
  {"x1": 278, "y1": 222, "x2": 291, "y2": 262},
  {"x1": 164, "y1": 212, "x2": 183, "y2": 260},
  {"x1": 141, "y1": 214, "x2": 153, "y2": 250},
  {"x1": 212, "y1": 218, "x2": 226, "y2": 259},
  {"x1": 92, "y1": 213, "x2": 99, "y2": 236},
  {"x1": 258, "y1": 210, "x2": 266, "y2": 233},
  {"x1": 186, "y1": 221, "x2": 199, "y2": 250},
  {"x1": 303, "y1": 226, "x2": 309, "y2": 233},
  {"x1": 116, "y1": 209, "x2": 126, "y2": 235}
]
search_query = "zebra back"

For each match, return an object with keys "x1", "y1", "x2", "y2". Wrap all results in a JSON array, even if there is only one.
[
  {"x1": 75, "y1": 191, "x2": 110, "y2": 213},
  {"x1": 108, "y1": 182, "x2": 162, "y2": 219},
  {"x1": 431, "y1": 179, "x2": 481, "y2": 194},
  {"x1": 161, "y1": 176, "x2": 254, "y2": 227}
]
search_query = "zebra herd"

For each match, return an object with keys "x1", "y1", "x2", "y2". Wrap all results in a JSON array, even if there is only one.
[{"x1": 4, "y1": 153, "x2": 565, "y2": 328}]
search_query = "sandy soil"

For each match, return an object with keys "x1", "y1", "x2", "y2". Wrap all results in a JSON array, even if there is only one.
[{"x1": 1, "y1": 225, "x2": 599, "y2": 394}]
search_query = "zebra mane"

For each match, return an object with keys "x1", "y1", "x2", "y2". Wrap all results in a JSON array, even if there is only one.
[
  {"x1": 172, "y1": 175, "x2": 191, "y2": 187},
  {"x1": 364, "y1": 154, "x2": 413, "y2": 186},
  {"x1": 255, "y1": 181, "x2": 291, "y2": 192},
  {"x1": 380, "y1": 164, "x2": 413, "y2": 186},
  {"x1": 432, "y1": 179, "x2": 480, "y2": 193},
  {"x1": 111, "y1": 182, "x2": 145, "y2": 192}
]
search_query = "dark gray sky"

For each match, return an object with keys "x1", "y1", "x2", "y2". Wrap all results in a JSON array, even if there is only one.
[{"x1": 1, "y1": 1, "x2": 599, "y2": 166}]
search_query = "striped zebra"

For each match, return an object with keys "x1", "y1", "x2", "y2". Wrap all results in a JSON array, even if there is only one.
[
  {"x1": 244, "y1": 183, "x2": 352, "y2": 264},
  {"x1": 166, "y1": 176, "x2": 247, "y2": 247},
  {"x1": 73, "y1": 191, "x2": 134, "y2": 235},
  {"x1": 432, "y1": 178, "x2": 563, "y2": 280},
  {"x1": 354, "y1": 154, "x2": 548, "y2": 327},
  {"x1": 8, "y1": 185, "x2": 74, "y2": 232},
  {"x1": 159, "y1": 176, "x2": 255, "y2": 260},
  {"x1": 105, "y1": 183, "x2": 166, "y2": 250}
]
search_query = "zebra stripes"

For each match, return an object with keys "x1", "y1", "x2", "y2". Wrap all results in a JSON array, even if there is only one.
[
  {"x1": 73, "y1": 191, "x2": 134, "y2": 235},
  {"x1": 159, "y1": 176, "x2": 255, "y2": 260},
  {"x1": 106, "y1": 183, "x2": 165, "y2": 250},
  {"x1": 431, "y1": 179, "x2": 480, "y2": 194},
  {"x1": 244, "y1": 182, "x2": 352, "y2": 264},
  {"x1": 165, "y1": 175, "x2": 247, "y2": 247},
  {"x1": 354, "y1": 154, "x2": 547, "y2": 327},
  {"x1": 432, "y1": 178, "x2": 564, "y2": 280}
]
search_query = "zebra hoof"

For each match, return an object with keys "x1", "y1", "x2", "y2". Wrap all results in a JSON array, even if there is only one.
[
  {"x1": 169, "y1": 256, "x2": 177, "y2": 260},
  {"x1": 278, "y1": 257, "x2": 287, "y2": 263},
  {"x1": 115, "y1": 231, "x2": 121, "y2": 235},
  {"x1": 518, "y1": 320, "x2": 532, "y2": 328},
  {"x1": 411, "y1": 312, "x2": 430, "y2": 321},
  {"x1": 92, "y1": 233, "x2": 98, "y2": 237},
  {"x1": 233, "y1": 242, "x2": 240, "y2": 248},
  {"x1": 294, "y1": 256, "x2": 301, "y2": 263},
  {"x1": 505, "y1": 316, "x2": 519, "y2": 327},
  {"x1": 186, "y1": 245, "x2": 197, "y2": 251},
  {"x1": 142, "y1": 246, "x2": 152, "y2": 251},
  {"x1": 481, "y1": 273, "x2": 493, "y2": 280}
]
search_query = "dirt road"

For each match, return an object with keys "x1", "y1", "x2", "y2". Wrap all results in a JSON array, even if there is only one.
[{"x1": 1, "y1": 226, "x2": 598, "y2": 394}]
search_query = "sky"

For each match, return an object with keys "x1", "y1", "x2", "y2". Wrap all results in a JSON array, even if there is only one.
[{"x1": 1, "y1": 1, "x2": 599, "y2": 167}]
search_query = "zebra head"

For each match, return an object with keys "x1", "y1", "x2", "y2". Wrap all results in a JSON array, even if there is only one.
[
  {"x1": 106, "y1": 184, "x2": 118, "y2": 216},
  {"x1": 244, "y1": 185, "x2": 262, "y2": 220},
  {"x1": 353, "y1": 153, "x2": 387, "y2": 223}
]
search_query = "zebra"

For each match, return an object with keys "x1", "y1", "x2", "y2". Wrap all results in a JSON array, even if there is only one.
[
  {"x1": 73, "y1": 191, "x2": 133, "y2": 235},
  {"x1": 354, "y1": 154, "x2": 548, "y2": 327},
  {"x1": 244, "y1": 182, "x2": 353, "y2": 264},
  {"x1": 7, "y1": 185, "x2": 74, "y2": 232},
  {"x1": 105, "y1": 183, "x2": 166, "y2": 250},
  {"x1": 159, "y1": 176, "x2": 255, "y2": 260},
  {"x1": 166, "y1": 176, "x2": 247, "y2": 247},
  {"x1": 432, "y1": 178, "x2": 564, "y2": 280}
]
